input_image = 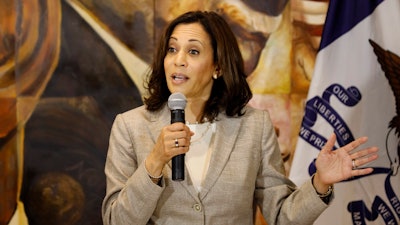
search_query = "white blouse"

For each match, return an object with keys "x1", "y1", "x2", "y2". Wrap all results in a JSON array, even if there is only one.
[{"x1": 185, "y1": 122, "x2": 216, "y2": 192}]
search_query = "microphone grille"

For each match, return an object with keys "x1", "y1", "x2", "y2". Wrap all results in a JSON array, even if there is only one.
[{"x1": 168, "y1": 92, "x2": 187, "y2": 110}]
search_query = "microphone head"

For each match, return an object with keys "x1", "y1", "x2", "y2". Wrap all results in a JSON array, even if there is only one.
[{"x1": 168, "y1": 92, "x2": 187, "y2": 110}]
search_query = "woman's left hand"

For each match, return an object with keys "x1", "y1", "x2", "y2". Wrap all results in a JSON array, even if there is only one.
[{"x1": 313, "y1": 133, "x2": 379, "y2": 193}]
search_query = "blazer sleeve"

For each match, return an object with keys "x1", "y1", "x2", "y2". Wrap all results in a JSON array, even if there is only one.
[
  {"x1": 101, "y1": 113, "x2": 164, "y2": 225},
  {"x1": 254, "y1": 110, "x2": 328, "y2": 225}
]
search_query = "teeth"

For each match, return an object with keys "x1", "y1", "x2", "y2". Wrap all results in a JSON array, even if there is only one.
[{"x1": 174, "y1": 75, "x2": 185, "y2": 80}]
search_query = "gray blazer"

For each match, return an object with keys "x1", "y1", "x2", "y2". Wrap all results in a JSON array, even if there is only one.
[{"x1": 102, "y1": 105, "x2": 328, "y2": 225}]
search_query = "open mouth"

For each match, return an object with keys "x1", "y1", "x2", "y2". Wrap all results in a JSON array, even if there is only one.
[{"x1": 172, "y1": 74, "x2": 188, "y2": 81}]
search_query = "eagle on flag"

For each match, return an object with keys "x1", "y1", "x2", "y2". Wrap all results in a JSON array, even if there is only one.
[{"x1": 369, "y1": 39, "x2": 400, "y2": 176}]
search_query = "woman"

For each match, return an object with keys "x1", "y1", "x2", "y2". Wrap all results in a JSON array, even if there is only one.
[{"x1": 102, "y1": 11, "x2": 378, "y2": 225}]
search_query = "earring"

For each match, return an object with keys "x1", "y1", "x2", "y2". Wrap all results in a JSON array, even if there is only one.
[{"x1": 213, "y1": 73, "x2": 218, "y2": 79}]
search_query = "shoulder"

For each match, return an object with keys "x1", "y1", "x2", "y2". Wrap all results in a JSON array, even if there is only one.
[
  {"x1": 120, "y1": 105, "x2": 147, "y2": 119},
  {"x1": 115, "y1": 104, "x2": 169, "y2": 127},
  {"x1": 217, "y1": 105, "x2": 273, "y2": 131},
  {"x1": 239, "y1": 106, "x2": 276, "y2": 136},
  {"x1": 241, "y1": 105, "x2": 272, "y2": 122},
  {"x1": 217, "y1": 105, "x2": 271, "y2": 123}
]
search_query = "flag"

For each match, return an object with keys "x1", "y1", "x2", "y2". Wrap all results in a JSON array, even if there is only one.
[{"x1": 289, "y1": 0, "x2": 400, "y2": 224}]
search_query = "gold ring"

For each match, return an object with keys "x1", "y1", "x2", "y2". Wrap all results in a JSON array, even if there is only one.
[{"x1": 175, "y1": 138, "x2": 179, "y2": 147}]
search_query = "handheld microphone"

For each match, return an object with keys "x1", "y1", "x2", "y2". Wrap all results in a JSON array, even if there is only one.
[{"x1": 167, "y1": 92, "x2": 187, "y2": 181}]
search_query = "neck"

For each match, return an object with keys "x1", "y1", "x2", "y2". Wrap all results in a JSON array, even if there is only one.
[{"x1": 185, "y1": 97, "x2": 207, "y2": 124}]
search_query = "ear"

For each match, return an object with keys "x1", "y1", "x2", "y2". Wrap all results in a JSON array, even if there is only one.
[{"x1": 213, "y1": 67, "x2": 222, "y2": 79}]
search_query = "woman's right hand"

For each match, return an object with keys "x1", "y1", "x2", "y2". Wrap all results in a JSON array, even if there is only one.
[{"x1": 145, "y1": 122, "x2": 193, "y2": 177}]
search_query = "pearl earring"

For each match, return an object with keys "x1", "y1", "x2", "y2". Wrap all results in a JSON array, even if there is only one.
[{"x1": 213, "y1": 73, "x2": 218, "y2": 79}]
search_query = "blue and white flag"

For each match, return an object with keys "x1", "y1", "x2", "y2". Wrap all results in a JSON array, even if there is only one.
[{"x1": 289, "y1": 0, "x2": 400, "y2": 224}]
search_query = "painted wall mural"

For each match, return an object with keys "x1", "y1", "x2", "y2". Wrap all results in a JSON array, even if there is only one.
[{"x1": 0, "y1": 0, "x2": 329, "y2": 224}]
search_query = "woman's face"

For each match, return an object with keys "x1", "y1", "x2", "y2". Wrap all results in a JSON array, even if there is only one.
[{"x1": 164, "y1": 22, "x2": 217, "y2": 101}]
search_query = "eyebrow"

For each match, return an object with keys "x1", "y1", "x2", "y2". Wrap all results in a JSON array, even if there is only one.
[{"x1": 168, "y1": 37, "x2": 204, "y2": 47}]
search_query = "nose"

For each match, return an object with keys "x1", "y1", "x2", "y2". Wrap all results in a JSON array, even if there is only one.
[{"x1": 174, "y1": 51, "x2": 187, "y2": 67}]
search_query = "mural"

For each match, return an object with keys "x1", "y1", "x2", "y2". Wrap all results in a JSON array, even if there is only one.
[{"x1": 0, "y1": 0, "x2": 328, "y2": 224}]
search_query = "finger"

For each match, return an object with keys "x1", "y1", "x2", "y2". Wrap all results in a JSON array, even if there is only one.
[
  {"x1": 352, "y1": 167, "x2": 374, "y2": 177},
  {"x1": 353, "y1": 153, "x2": 379, "y2": 168},
  {"x1": 172, "y1": 136, "x2": 192, "y2": 148},
  {"x1": 173, "y1": 138, "x2": 180, "y2": 148},
  {"x1": 184, "y1": 136, "x2": 191, "y2": 146},
  {"x1": 166, "y1": 139, "x2": 188, "y2": 155},
  {"x1": 166, "y1": 130, "x2": 190, "y2": 141},
  {"x1": 350, "y1": 146, "x2": 379, "y2": 160},
  {"x1": 343, "y1": 136, "x2": 368, "y2": 153},
  {"x1": 174, "y1": 144, "x2": 189, "y2": 155},
  {"x1": 321, "y1": 133, "x2": 336, "y2": 153},
  {"x1": 168, "y1": 122, "x2": 187, "y2": 131},
  {"x1": 172, "y1": 138, "x2": 185, "y2": 148}
]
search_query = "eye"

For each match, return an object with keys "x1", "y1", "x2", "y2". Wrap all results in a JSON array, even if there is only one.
[
  {"x1": 167, "y1": 47, "x2": 177, "y2": 53},
  {"x1": 189, "y1": 49, "x2": 199, "y2": 55}
]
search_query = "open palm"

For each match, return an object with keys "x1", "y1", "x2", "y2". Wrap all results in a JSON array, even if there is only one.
[{"x1": 315, "y1": 134, "x2": 379, "y2": 185}]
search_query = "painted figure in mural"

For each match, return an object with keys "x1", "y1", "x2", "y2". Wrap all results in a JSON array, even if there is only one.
[
  {"x1": 0, "y1": 1, "x2": 62, "y2": 224},
  {"x1": 19, "y1": 1, "x2": 144, "y2": 224},
  {"x1": 102, "y1": 11, "x2": 378, "y2": 225},
  {"x1": 1, "y1": 0, "x2": 145, "y2": 224}
]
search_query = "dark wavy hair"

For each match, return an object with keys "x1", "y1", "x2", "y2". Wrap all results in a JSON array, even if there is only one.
[{"x1": 143, "y1": 11, "x2": 252, "y2": 122}]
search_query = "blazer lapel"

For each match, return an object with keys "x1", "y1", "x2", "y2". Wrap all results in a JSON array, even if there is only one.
[
  {"x1": 199, "y1": 114, "x2": 241, "y2": 200},
  {"x1": 148, "y1": 106, "x2": 169, "y2": 142}
]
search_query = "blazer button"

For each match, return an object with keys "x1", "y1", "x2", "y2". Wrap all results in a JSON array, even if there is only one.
[{"x1": 193, "y1": 203, "x2": 202, "y2": 212}]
